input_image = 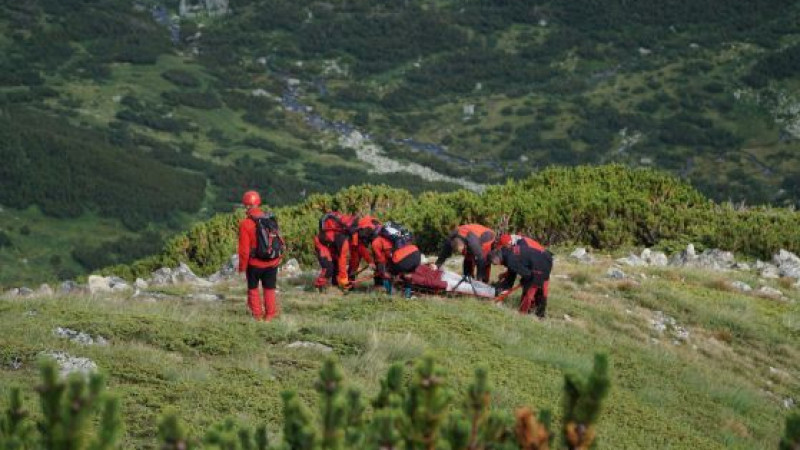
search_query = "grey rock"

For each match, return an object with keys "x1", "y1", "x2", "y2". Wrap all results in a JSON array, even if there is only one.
[
  {"x1": 87, "y1": 275, "x2": 113, "y2": 294},
  {"x1": 286, "y1": 341, "x2": 333, "y2": 353},
  {"x1": 134, "y1": 278, "x2": 149, "y2": 289},
  {"x1": 280, "y1": 258, "x2": 302, "y2": 278},
  {"x1": 773, "y1": 249, "x2": 800, "y2": 267},
  {"x1": 150, "y1": 263, "x2": 212, "y2": 287},
  {"x1": 570, "y1": 247, "x2": 594, "y2": 263},
  {"x1": 18, "y1": 287, "x2": 33, "y2": 296},
  {"x1": 669, "y1": 244, "x2": 736, "y2": 271},
  {"x1": 208, "y1": 255, "x2": 238, "y2": 283},
  {"x1": 54, "y1": 327, "x2": 108, "y2": 346},
  {"x1": 187, "y1": 293, "x2": 222, "y2": 302},
  {"x1": 642, "y1": 248, "x2": 669, "y2": 266},
  {"x1": 761, "y1": 265, "x2": 781, "y2": 279},
  {"x1": 39, "y1": 351, "x2": 97, "y2": 378},
  {"x1": 109, "y1": 277, "x2": 131, "y2": 292},
  {"x1": 733, "y1": 262, "x2": 751, "y2": 271},
  {"x1": 771, "y1": 249, "x2": 800, "y2": 280},
  {"x1": 606, "y1": 267, "x2": 627, "y2": 279},
  {"x1": 59, "y1": 280, "x2": 83, "y2": 295},
  {"x1": 785, "y1": 397, "x2": 796, "y2": 409},
  {"x1": 731, "y1": 281, "x2": 753, "y2": 292},
  {"x1": 616, "y1": 253, "x2": 645, "y2": 267},
  {"x1": 3, "y1": 288, "x2": 20, "y2": 298},
  {"x1": 8, "y1": 357, "x2": 22, "y2": 370},
  {"x1": 758, "y1": 286, "x2": 783, "y2": 298},
  {"x1": 650, "y1": 311, "x2": 689, "y2": 343},
  {"x1": 36, "y1": 284, "x2": 54, "y2": 297}
]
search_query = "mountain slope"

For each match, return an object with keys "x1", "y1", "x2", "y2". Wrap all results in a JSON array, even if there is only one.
[{"x1": 1, "y1": 254, "x2": 798, "y2": 448}]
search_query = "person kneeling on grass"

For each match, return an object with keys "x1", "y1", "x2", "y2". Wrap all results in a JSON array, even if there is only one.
[
  {"x1": 372, "y1": 221, "x2": 422, "y2": 299},
  {"x1": 490, "y1": 233, "x2": 553, "y2": 318},
  {"x1": 238, "y1": 190, "x2": 284, "y2": 321}
]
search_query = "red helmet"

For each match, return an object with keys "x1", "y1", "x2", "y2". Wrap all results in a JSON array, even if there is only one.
[
  {"x1": 497, "y1": 233, "x2": 513, "y2": 248},
  {"x1": 357, "y1": 216, "x2": 380, "y2": 230},
  {"x1": 242, "y1": 190, "x2": 261, "y2": 206}
]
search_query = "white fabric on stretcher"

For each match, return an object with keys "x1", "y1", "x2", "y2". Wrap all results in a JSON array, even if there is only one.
[{"x1": 439, "y1": 270, "x2": 495, "y2": 298}]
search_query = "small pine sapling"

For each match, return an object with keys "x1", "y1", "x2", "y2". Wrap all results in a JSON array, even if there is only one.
[
  {"x1": 780, "y1": 411, "x2": 800, "y2": 450},
  {"x1": 562, "y1": 354, "x2": 610, "y2": 450}
]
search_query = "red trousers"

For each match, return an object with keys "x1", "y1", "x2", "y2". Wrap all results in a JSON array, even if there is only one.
[{"x1": 519, "y1": 280, "x2": 549, "y2": 317}]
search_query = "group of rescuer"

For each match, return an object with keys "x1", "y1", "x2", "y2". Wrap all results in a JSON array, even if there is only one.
[{"x1": 236, "y1": 191, "x2": 553, "y2": 322}]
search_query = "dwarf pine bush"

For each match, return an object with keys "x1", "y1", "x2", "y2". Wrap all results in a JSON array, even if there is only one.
[
  {"x1": 105, "y1": 165, "x2": 800, "y2": 280},
  {"x1": 3, "y1": 355, "x2": 613, "y2": 449}
]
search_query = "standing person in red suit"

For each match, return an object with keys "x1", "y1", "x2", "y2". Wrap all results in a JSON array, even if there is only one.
[{"x1": 238, "y1": 190, "x2": 283, "y2": 321}]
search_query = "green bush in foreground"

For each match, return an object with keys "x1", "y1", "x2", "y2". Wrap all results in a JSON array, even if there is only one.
[{"x1": 2, "y1": 355, "x2": 612, "y2": 449}]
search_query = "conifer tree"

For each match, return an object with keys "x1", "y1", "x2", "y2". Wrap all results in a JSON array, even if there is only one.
[
  {"x1": 780, "y1": 411, "x2": 800, "y2": 450},
  {"x1": 562, "y1": 355, "x2": 610, "y2": 450},
  {"x1": 315, "y1": 359, "x2": 347, "y2": 450}
]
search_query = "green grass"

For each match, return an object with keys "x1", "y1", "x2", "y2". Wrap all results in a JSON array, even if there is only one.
[{"x1": 1, "y1": 255, "x2": 797, "y2": 448}]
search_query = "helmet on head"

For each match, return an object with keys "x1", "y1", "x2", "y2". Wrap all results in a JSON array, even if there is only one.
[
  {"x1": 242, "y1": 190, "x2": 261, "y2": 207},
  {"x1": 497, "y1": 233, "x2": 512, "y2": 248}
]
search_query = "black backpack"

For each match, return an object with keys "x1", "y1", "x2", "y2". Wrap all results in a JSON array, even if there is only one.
[
  {"x1": 251, "y1": 213, "x2": 284, "y2": 260},
  {"x1": 380, "y1": 221, "x2": 413, "y2": 251}
]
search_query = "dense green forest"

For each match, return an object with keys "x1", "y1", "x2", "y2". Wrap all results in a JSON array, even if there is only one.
[{"x1": 1, "y1": 0, "x2": 800, "y2": 284}]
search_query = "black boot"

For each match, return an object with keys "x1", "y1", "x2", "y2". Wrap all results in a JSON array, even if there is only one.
[{"x1": 534, "y1": 297, "x2": 547, "y2": 319}]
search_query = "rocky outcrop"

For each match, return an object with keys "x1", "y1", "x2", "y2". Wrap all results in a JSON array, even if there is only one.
[
  {"x1": 669, "y1": 244, "x2": 736, "y2": 271},
  {"x1": 54, "y1": 327, "x2": 108, "y2": 346},
  {"x1": 149, "y1": 263, "x2": 212, "y2": 287},
  {"x1": 88, "y1": 275, "x2": 130, "y2": 294},
  {"x1": 208, "y1": 255, "x2": 238, "y2": 282},
  {"x1": 570, "y1": 247, "x2": 594, "y2": 264},
  {"x1": 39, "y1": 351, "x2": 97, "y2": 378},
  {"x1": 339, "y1": 131, "x2": 485, "y2": 193},
  {"x1": 279, "y1": 258, "x2": 302, "y2": 278}
]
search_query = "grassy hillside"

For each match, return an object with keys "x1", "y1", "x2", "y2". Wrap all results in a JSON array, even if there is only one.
[{"x1": 1, "y1": 254, "x2": 798, "y2": 448}]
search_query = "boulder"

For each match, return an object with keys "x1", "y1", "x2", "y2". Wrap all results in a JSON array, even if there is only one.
[
  {"x1": 641, "y1": 248, "x2": 668, "y2": 266},
  {"x1": 669, "y1": 244, "x2": 736, "y2": 271},
  {"x1": 134, "y1": 278, "x2": 149, "y2": 290},
  {"x1": 731, "y1": 281, "x2": 753, "y2": 292},
  {"x1": 773, "y1": 249, "x2": 800, "y2": 279},
  {"x1": 286, "y1": 341, "x2": 333, "y2": 353},
  {"x1": 570, "y1": 247, "x2": 594, "y2": 263},
  {"x1": 59, "y1": 280, "x2": 83, "y2": 295},
  {"x1": 279, "y1": 258, "x2": 302, "y2": 278},
  {"x1": 18, "y1": 287, "x2": 33, "y2": 297},
  {"x1": 109, "y1": 277, "x2": 130, "y2": 292},
  {"x1": 150, "y1": 263, "x2": 212, "y2": 287},
  {"x1": 187, "y1": 293, "x2": 222, "y2": 302},
  {"x1": 87, "y1": 275, "x2": 113, "y2": 294},
  {"x1": 606, "y1": 267, "x2": 627, "y2": 279},
  {"x1": 761, "y1": 265, "x2": 781, "y2": 279},
  {"x1": 616, "y1": 253, "x2": 645, "y2": 267},
  {"x1": 758, "y1": 286, "x2": 783, "y2": 298},
  {"x1": 36, "y1": 284, "x2": 54, "y2": 297},
  {"x1": 208, "y1": 255, "x2": 238, "y2": 282},
  {"x1": 149, "y1": 267, "x2": 173, "y2": 286}
]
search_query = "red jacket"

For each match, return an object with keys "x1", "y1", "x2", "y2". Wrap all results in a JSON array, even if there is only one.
[{"x1": 238, "y1": 208, "x2": 282, "y2": 272}]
